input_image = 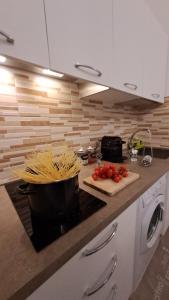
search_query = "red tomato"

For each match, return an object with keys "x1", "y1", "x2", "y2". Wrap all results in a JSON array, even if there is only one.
[
  {"x1": 92, "y1": 173, "x2": 98, "y2": 181},
  {"x1": 118, "y1": 170, "x2": 123, "y2": 175},
  {"x1": 123, "y1": 171, "x2": 128, "y2": 177},
  {"x1": 106, "y1": 169, "x2": 113, "y2": 178},
  {"x1": 113, "y1": 176, "x2": 120, "y2": 183},
  {"x1": 94, "y1": 170, "x2": 100, "y2": 176},
  {"x1": 110, "y1": 164, "x2": 115, "y2": 171},
  {"x1": 101, "y1": 173, "x2": 107, "y2": 179},
  {"x1": 118, "y1": 166, "x2": 126, "y2": 173},
  {"x1": 99, "y1": 167, "x2": 103, "y2": 174},
  {"x1": 102, "y1": 164, "x2": 110, "y2": 175}
]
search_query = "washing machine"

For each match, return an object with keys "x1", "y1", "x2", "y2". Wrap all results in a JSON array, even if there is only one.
[
  {"x1": 133, "y1": 174, "x2": 167, "y2": 290},
  {"x1": 162, "y1": 171, "x2": 169, "y2": 235}
]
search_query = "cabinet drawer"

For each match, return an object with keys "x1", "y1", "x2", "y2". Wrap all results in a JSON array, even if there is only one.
[
  {"x1": 28, "y1": 202, "x2": 137, "y2": 300},
  {"x1": 28, "y1": 221, "x2": 119, "y2": 300},
  {"x1": 28, "y1": 252, "x2": 118, "y2": 300}
]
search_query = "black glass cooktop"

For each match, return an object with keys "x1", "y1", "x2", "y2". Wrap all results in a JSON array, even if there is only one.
[{"x1": 5, "y1": 180, "x2": 106, "y2": 252}]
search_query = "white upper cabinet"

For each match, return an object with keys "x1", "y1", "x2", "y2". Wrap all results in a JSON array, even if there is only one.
[
  {"x1": 0, "y1": 0, "x2": 49, "y2": 67},
  {"x1": 0, "y1": 0, "x2": 167, "y2": 103},
  {"x1": 44, "y1": 0, "x2": 113, "y2": 87},
  {"x1": 142, "y1": 4, "x2": 168, "y2": 103},
  {"x1": 111, "y1": 0, "x2": 144, "y2": 96}
]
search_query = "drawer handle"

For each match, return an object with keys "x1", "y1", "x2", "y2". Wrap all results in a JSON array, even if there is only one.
[
  {"x1": 152, "y1": 93, "x2": 160, "y2": 99},
  {"x1": 111, "y1": 284, "x2": 118, "y2": 299},
  {"x1": 85, "y1": 255, "x2": 118, "y2": 296},
  {"x1": 82, "y1": 222, "x2": 118, "y2": 256},
  {"x1": 74, "y1": 63, "x2": 102, "y2": 77},
  {"x1": 0, "y1": 30, "x2": 14, "y2": 44},
  {"x1": 124, "y1": 82, "x2": 137, "y2": 90}
]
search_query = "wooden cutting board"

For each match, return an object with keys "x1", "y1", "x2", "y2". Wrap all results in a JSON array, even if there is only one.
[{"x1": 83, "y1": 171, "x2": 140, "y2": 196}]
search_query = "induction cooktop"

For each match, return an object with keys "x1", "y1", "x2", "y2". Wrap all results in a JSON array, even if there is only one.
[{"x1": 5, "y1": 180, "x2": 106, "y2": 252}]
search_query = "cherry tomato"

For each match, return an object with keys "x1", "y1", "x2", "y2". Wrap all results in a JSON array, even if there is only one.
[
  {"x1": 112, "y1": 171, "x2": 118, "y2": 177},
  {"x1": 118, "y1": 170, "x2": 123, "y2": 175},
  {"x1": 102, "y1": 164, "x2": 110, "y2": 174},
  {"x1": 123, "y1": 171, "x2": 128, "y2": 177},
  {"x1": 99, "y1": 167, "x2": 103, "y2": 174},
  {"x1": 106, "y1": 169, "x2": 113, "y2": 178},
  {"x1": 94, "y1": 169, "x2": 100, "y2": 176},
  {"x1": 92, "y1": 173, "x2": 98, "y2": 181},
  {"x1": 118, "y1": 166, "x2": 127, "y2": 174},
  {"x1": 113, "y1": 176, "x2": 120, "y2": 183},
  {"x1": 110, "y1": 164, "x2": 115, "y2": 171},
  {"x1": 101, "y1": 173, "x2": 107, "y2": 179}
]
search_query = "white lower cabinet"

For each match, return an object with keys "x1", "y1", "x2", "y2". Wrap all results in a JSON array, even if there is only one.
[{"x1": 27, "y1": 201, "x2": 137, "y2": 300}]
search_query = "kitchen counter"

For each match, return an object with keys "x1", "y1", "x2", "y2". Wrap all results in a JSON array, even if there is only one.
[{"x1": 0, "y1": 158, "x2": 169, "y2": 300}]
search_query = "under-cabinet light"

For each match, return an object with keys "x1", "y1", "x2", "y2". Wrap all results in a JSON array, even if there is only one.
[
  {"x1": 0, "y1": 68, "x2": 12, "y2": 84},
  {"x1": 42, "y1": 69, "x2": 64, "y2": 78},
  {"x1": 0, "y1": 55, "x2": 6, "y2": 63},
  {"x1": 35, "y1": 76, "x2": 56, "y2": 88}
]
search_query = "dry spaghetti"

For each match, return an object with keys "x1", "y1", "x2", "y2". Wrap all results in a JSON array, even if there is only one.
[{"x1": 14, "y1": 149, "x2": 81, "y2": 184}]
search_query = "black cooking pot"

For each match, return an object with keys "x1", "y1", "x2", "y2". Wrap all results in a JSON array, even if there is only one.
[
  {"x1": 101, "y1": 136, "x2": 126, "y2": 163},
  {"x1": 17, "y1": 174, "x2": 79, "y2": 221}
]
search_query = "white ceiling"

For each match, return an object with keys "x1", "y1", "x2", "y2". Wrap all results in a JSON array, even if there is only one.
[{"x1": 147, "y1": 0, "x2": 169, "y2": 34}]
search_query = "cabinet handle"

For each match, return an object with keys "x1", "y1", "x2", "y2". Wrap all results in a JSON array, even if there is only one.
[
  {"x1": 111, "y1": 284, "x2": 118, "y2": 299},
  {"x1": 84, "y1": 255, "x2": 118, "y2": 296},
  {"x1": 152, "y1": 93, "x2": 160, "y2": 99},
  {"x1": 123, "y1": 82, "x2": 137, "y2": 90},
  {"x1": 0, "y1": 30, "x2": 14, "y2": 44},
  {"x1": 74, "y1": 63, "x2": 102, "y2": 77},
  {"x1": 82, "y1": 222, "x2": 118, "y2": 256}
]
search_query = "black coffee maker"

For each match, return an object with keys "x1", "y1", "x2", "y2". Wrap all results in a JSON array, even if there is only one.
[{"x1": 101, "y1": 136, "x2": 126, "y2": 163}]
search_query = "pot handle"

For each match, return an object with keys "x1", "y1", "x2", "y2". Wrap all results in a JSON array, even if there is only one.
[{"x1": 17, "y1": 183, "x2": 36, "y2": 195}]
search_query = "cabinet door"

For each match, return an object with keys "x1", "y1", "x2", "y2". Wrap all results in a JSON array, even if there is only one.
[
  {"x1": 27, "y1": 220, "x2": 119, "y2": 300},
  {"x1": 142, "y1": 4, "x2": 168, "y2": 103},
  {"x1": 0, "y1": 0, "x2": 49, "y2": 67},
  {"x1": 114, "y1": 201, "x2": 137, "y2": 300},
  {"x1": 44, "y1": 0, "x2": 113, "y2": 87},
  {"x1": 112, "y1": 0, "x2": 144, "y2": 96}
]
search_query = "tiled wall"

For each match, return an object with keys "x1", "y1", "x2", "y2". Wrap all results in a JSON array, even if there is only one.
[
  {"x1": 128, "y1": 97, "x2": 169, "y2": 148},
  {"x1": 0, "y1": 66, "x2": 169, "y2": 183}
]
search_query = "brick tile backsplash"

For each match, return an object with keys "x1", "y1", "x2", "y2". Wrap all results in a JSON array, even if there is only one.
[{"x1": 0, "y1": 66, "x2": 169, "y2": 183}]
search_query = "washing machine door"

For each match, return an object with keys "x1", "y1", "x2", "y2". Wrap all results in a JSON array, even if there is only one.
[{"x1": 140, "y1": 194, "x2": 164, "y2": 254}]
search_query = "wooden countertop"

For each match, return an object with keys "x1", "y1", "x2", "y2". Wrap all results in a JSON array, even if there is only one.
[{"x1": 0, "y1": 158, "x2": 169, "y2": 300}]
